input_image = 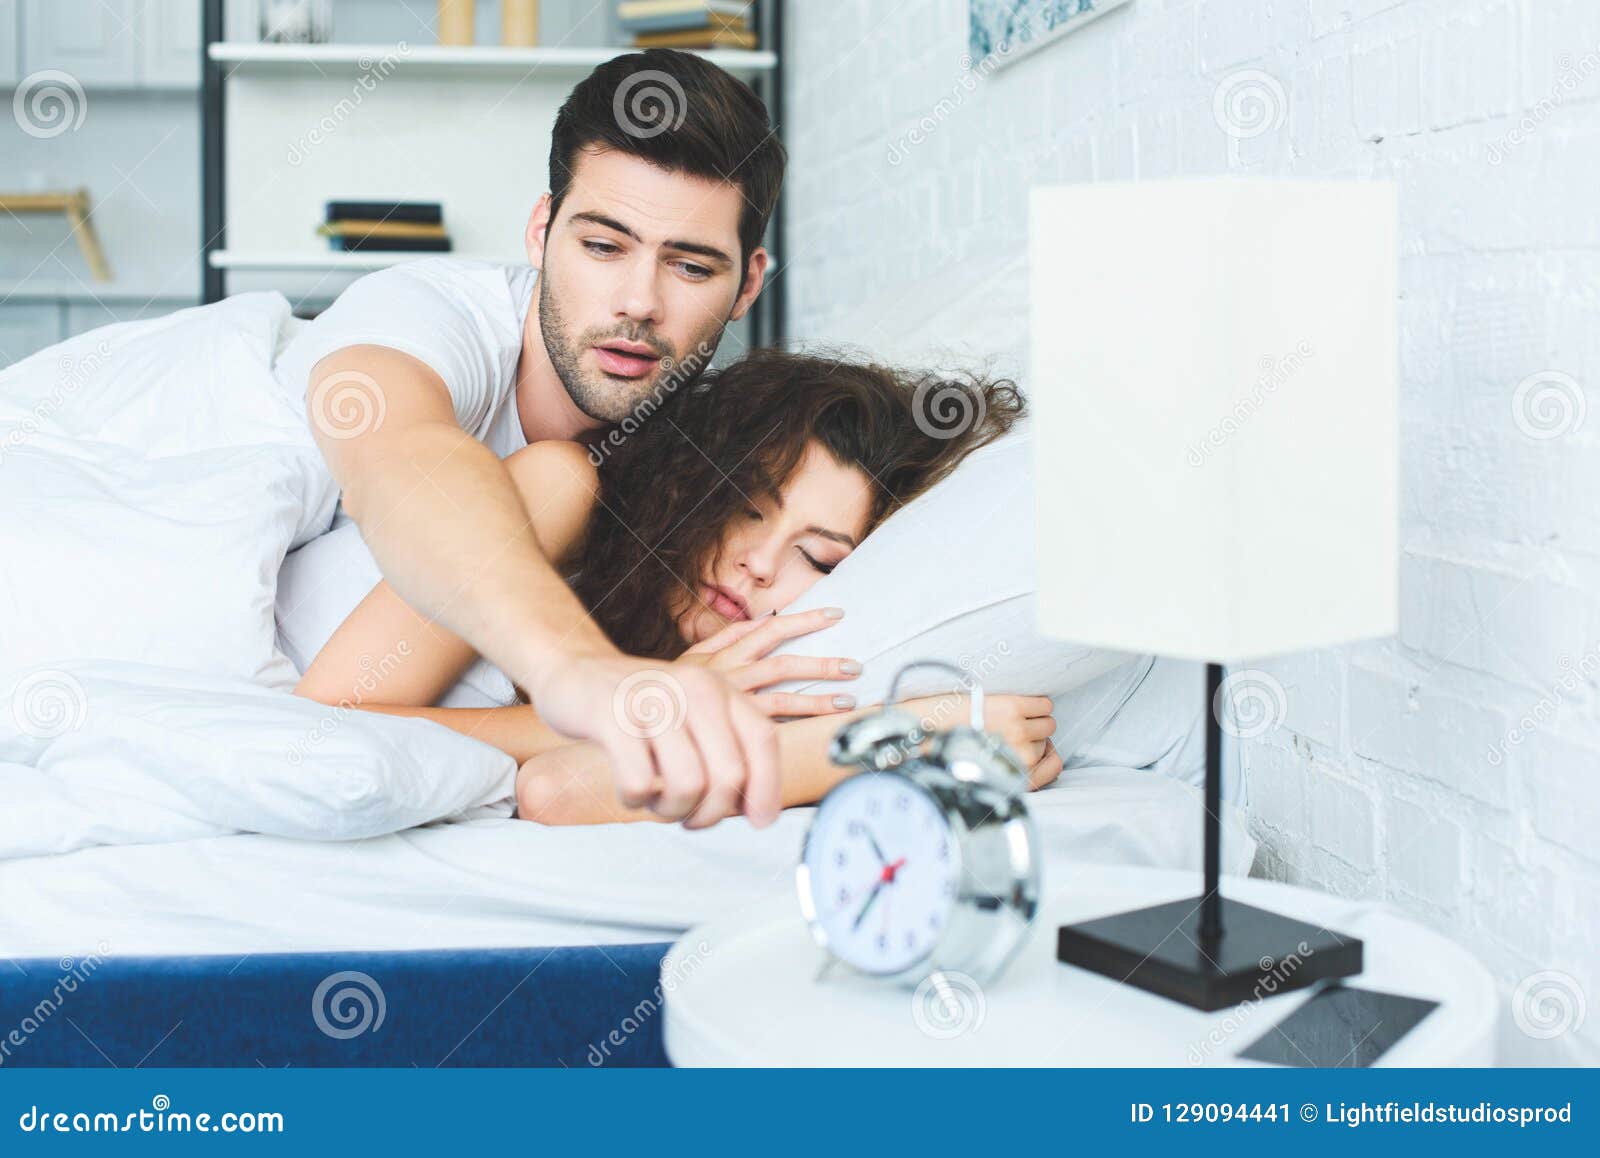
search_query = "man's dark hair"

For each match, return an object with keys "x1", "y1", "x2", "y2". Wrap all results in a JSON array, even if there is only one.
[{"x1": 547, "y1": 49, "x2": 786, "y2": 272}]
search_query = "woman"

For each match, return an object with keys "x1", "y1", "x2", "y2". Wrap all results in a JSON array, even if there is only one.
[{"x1": 297, "y1": 349, "x2": 1060, "y2": 824}]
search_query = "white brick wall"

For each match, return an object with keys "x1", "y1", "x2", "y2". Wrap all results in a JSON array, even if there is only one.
[{"x1": 783, "y1": 0, "x2": 1599, "y2": 1064}]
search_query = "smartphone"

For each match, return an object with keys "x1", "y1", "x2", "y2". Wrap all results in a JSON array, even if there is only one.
[{"x1": 1237, "y1": 984, "x2": 1439, "y2": 1067}]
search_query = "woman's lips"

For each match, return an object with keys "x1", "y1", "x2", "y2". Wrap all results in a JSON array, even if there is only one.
[
  {"x1": 702, "y1": 584, "x2": 750, "y2": 621},
  {"x1": 593, "y1": 344, "x2": 660, "y2": 379}
]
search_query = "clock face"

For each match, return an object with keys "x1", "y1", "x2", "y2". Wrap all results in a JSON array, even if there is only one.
[{"x1": 800, "y1": 772, "x2": 961, "y2": 975}]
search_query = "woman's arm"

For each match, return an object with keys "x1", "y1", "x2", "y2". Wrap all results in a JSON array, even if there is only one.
[
  {"x1": 516, "y1": 694, "x2": 1062, "y2": 825},
  {"x1": 294, "y1": 441, "x2": 600, "y2": 759},
  {"x1": 517, "y1": 710, "x2": 868, "y2": 825}
]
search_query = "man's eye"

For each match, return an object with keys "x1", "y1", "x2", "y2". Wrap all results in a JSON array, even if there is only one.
[
  {"x1": 583, "y1": 240, "x2": 621, "y2": 256},
  {"x1": 743, "y1": 506, "x2": 762, "y2": 521},
  {"x1": 674, "y1": 261, "x2": 712, "y2": 281}
]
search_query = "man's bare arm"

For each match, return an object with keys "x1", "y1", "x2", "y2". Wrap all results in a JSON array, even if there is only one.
[
  {"x1": 306, "y1": 345, "x2": 779, "y2": 828},
  {"x1": 310, "y1": 346, "x2": 611, "y2": 684}
]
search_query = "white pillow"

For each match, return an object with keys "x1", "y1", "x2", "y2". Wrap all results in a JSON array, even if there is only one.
[
  {"x1": 276, "y1": 519, "x2": 520, "y2": 708},
  {"x1": 0, "y1": 295, "x2": 336, "y2": 690},
  {"x1": 0, "y1": 661, "x2": 516, "y2": 858},
  {"x1": 774, "y1": 429, "x2": 1144, "y2": 707}
]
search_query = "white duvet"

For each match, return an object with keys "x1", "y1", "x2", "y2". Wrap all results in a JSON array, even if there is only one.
[
  {"x1": 0, "y1": 293, "x2": 336, "y2": 689},
  {"x1": 0, "y1": 295, "x2": 522, "y2": 859}
]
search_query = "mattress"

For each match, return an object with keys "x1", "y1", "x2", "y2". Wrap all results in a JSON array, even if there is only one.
[
  {"x1": 0, "y1": 769, "x2": 1255, "y2": 959},
  {"x1": 0, "y1": 769, "x2": 1254, "y2": 1068}
]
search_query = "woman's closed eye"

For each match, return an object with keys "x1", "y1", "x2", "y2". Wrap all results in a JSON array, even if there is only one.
[{"x1": 797, "y1": 546, "x2": 841, "y2": 575}]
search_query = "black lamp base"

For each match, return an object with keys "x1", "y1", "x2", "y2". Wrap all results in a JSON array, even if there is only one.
[{"x1": 1056, "y1": 896, "x2": 1364, "y2": 1012}]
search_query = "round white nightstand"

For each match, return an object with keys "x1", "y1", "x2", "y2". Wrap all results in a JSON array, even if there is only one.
[{"x1": 662, "y1": 863, "x2": 1496, "y2": 1067}]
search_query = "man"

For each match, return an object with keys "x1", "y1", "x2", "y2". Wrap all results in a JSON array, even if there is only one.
[{"x1": 286, "y1": 51, "x2": 786, "y2": 829}]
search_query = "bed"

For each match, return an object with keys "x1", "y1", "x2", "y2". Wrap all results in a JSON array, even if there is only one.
[
  {"x1": 0, "y1": 770, "x2": 1254, "y2": 1067},
  {"x1": 1, "y1": 295, "x2": 1247, "y2": 1067}
]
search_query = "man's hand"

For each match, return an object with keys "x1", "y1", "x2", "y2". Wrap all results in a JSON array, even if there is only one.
[{"x1": 528, "y1": 654, "x2": 781, "y2": 829}]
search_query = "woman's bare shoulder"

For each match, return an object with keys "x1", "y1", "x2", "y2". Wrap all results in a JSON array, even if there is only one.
[
  {"x1": 505, "y1": 439, "x2": 599, "y2": 492},
  {"x1": 504, "y1": 441, "x2": 600, "y2": 559}
]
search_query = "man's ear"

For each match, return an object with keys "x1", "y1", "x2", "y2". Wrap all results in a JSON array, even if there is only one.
[
  {"x1": 728, "y1": 247, "x2": 769, "y2": 322},
  {"x1": 526, "y1": 194, "x2": 553, "y2": 269}
]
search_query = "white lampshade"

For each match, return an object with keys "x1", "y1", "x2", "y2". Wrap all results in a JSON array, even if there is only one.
[{"x1": 1030, "y1": 179, "x2": 1398, "y2": 664}]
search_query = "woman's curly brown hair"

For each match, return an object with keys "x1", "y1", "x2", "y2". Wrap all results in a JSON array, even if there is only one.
[{"x1": 570, "y1": 348, "x2": 1025, "y2": 659}]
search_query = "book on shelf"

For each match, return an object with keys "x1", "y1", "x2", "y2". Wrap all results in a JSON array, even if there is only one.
[
  {"x1": 318, "y1": 214, "x2": 452, "y2": 253},
  {"x1": 327, "y1": 233, "x2": 453, "y2": 253},
  {"x1": 622, "y1": 9, "x2": 750, "y2": 34},
  {"x1": 323, "y1": 200, "x2": 443, "y2": 226},
  {"x1": 617, "y1": 0, "x2": 752, "y2": 21},
  {"x1": 632, "y1": 25, "x2": 757, "y2": 49}
]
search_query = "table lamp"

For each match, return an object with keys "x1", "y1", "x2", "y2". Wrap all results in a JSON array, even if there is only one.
[{"x1": 1030, "y1": 178, "x2": 1398, "y2": 1010}]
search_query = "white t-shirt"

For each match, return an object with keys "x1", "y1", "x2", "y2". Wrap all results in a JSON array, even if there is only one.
[
  {"x1": 272, "y1": 258, "x2": 539, "y2": 707},
  {"x1": 275, "y1": 257, "x2": 541, "y2": 475}
]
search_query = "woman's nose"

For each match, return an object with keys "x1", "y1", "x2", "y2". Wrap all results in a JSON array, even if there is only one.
[{"x1": 738, "y1": 538, "x2": 779, "y2": 586}]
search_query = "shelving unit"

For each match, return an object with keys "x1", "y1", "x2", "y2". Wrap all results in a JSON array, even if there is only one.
[
  {"x1": 207, "y1": 41, "x2": 777, "y2": 78},
  {"x1": 198, "y1": 1, "x2": 786, "y2": 345}
]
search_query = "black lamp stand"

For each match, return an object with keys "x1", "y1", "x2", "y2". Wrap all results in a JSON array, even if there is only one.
[{"x1": 1056, "y1": 663, "x2": 1364, "y2": 1011}]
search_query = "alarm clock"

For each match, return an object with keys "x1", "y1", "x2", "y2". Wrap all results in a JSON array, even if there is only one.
[{"x1": 796, "y1": 660, "x2": 1042, "y2": 987}]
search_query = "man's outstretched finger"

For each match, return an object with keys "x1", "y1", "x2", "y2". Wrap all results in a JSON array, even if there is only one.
[
  {"x1": 607, "y1": 733, "x2": 658, "y2": 811},
  {"x1": 647, "y1": 724, "x2": 708, "y2": 820},
  {"x1": 679, "y1": 682, "x2": 746, "y2": 827}
]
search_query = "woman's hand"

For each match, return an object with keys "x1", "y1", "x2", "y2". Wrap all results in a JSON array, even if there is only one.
[
  {"x1": 678, "y1": 607, "x2": 862, "y2": 719},
  {"x1": 897, "y1": 693, "x2": 1062, "y2": 790}
]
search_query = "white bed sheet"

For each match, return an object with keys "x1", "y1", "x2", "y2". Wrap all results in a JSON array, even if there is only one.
[{"x1": 0, "y1": 768, "x2": 1254, "y2": 959}]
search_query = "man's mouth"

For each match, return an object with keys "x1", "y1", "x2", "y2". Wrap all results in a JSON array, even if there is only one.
[
  {"x1": 702, "y1": 583, "x2": 750, "y2": 621},
  {"x1": 592, "y1": 340, "x2": 664, "y2": 380}
]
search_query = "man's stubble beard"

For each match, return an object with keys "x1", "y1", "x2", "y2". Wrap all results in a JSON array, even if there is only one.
[{"x1": 537, "y1": 269, "x2": 731, "y2": 425}]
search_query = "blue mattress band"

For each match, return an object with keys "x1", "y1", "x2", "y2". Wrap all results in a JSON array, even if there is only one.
[{"x1": 0, "y1": 944, "x2": 674, "y2": 1068}]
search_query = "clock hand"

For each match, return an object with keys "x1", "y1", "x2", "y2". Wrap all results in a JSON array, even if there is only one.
[
  {"x1": 851, "y1": 857, "x2": 908, "y2": 931},
  {"x1": 852, "y1": 880, "x2": 885, "y2": 930},
  {"x1": 866, "y1": 829, "x2": 888, "y2": 865}
]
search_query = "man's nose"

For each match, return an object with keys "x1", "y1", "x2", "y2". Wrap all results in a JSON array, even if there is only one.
[{"x1": 614, "y1": 256, "x2": 663, "y2": 324}]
